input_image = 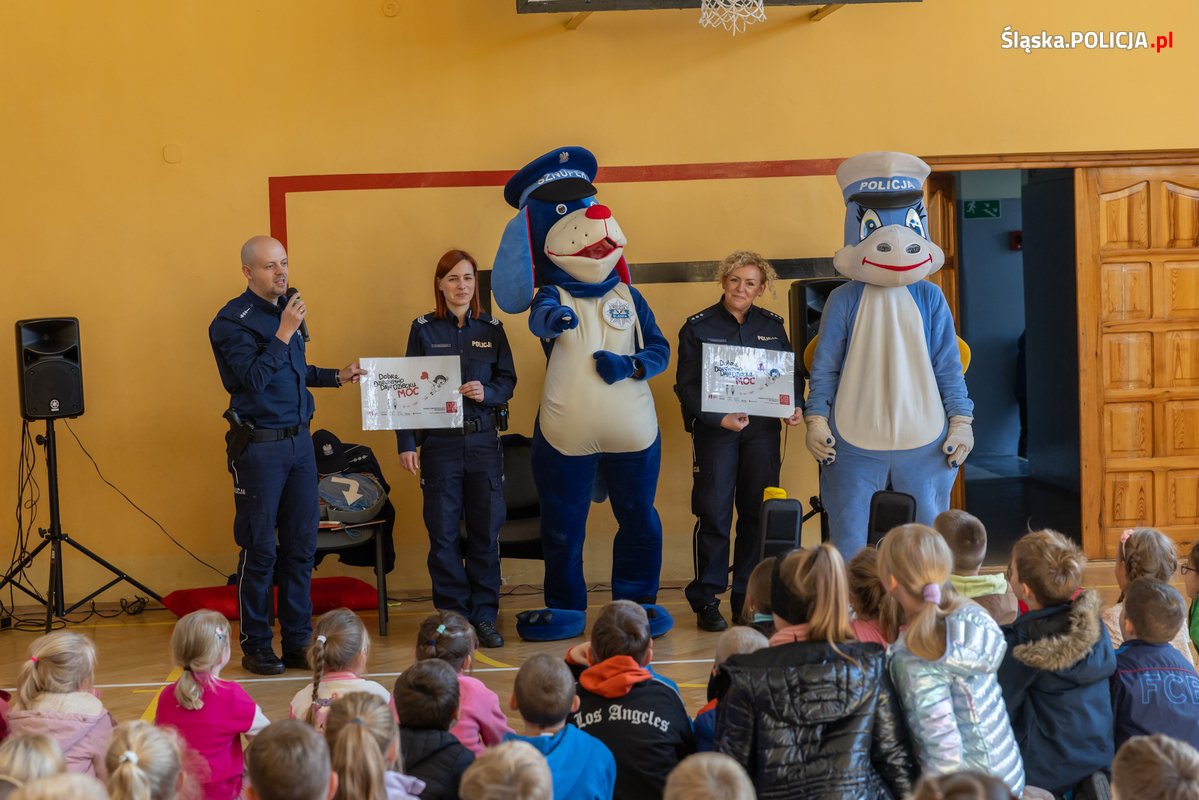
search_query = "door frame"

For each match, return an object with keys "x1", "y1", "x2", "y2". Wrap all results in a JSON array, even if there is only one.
[{"x1": 926, "y1": 148, "x2": 1199, "y2": 558}]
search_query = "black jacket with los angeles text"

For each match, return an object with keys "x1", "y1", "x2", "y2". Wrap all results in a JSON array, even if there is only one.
[{"x1": 569, "y1": 656, "x2": 696, "y2": 800}]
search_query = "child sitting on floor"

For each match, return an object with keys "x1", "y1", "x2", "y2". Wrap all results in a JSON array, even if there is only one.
[
  {"x1": 1104, "y1": 526, "x2": 1196, "y2": 665},
  {"x1": 504, "y1": 654, "x2": 614, "y2": 800},
  {"x1": 394, "y1": 659, "x2": 475, "y2": 800},
  {"x1": 325, "y1": 692, "x2": 424, "y2": 800},
  {"x1": 244, "y1": 720, "x2": 336, "y2": 800},
  {"x1": 458, "y1": 741, "x2": 552, "y2": 800},
  {"x1": 0, "y1": 733, "x2": 64, "y2": 799},
  {"x1": 739, "y1": 557, "x2": 776, "y2": 638},
  {"x1": 1112, "y1": 734, "x2": 1199, "y2": 800},
  {"x1": 663, "y1": 753, "x2": 754, "y2": 800},
  {"x1": 934, "y1": 509, "x2": 1018, "y2": 625},
  {"x1": 106, "y1": 720, "x2": 189, "y2": 800},
  {"x1": 290, "y1": 608, "x2": 391, "y2": 731},
  {"x1": 846, "y1": 547, "x2": 897, "y2": 644},
  {"x1": 881, "y1": 525, "x2": 1024, "y2": 796},
  {"x1": 1111, "y1": 577, "x2": 1199, "y2": 752},
  {"x1": 998, "y1": 528, "x2": 1112, "y2": 797},
  {"x1": 692, "y1": 627, "x2": 767, "y2": 752},
  {"x1": 717, "y1": 544, "x2": 915, "y2": 798},
  {"x1": 567, "y1": 600, "x2": 695, "y2": 800},
  {"x1": 7, "y1": 632, "x2": 114, "y2": 779},
  {"x1": 155, "y1": 609, "x2": 268, "y2": 800},
  {"x1": 1182, "y1": 541, "x2": 1199, "y2": 655},
  {"x1": 415, "y1": 611, "x2": 512, "y2": 755}
]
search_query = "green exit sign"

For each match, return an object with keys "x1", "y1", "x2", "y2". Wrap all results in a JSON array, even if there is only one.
[{"x1": 964, "y1": 200, "x2": 1002, "y2": 219}]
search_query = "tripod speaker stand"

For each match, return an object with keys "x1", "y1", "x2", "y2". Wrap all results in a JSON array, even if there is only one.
[{"x1": 2, "y1": 318, "x2": 161, "y2": 632}]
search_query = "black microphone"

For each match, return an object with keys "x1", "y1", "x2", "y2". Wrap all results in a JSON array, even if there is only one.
[{"x1": 280, "y1": 287, "x2": 310, "y2": 342}]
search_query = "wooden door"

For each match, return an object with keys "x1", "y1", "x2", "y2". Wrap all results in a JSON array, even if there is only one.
[
  {"x1": 925, "y1": 172, "x2": 967, "y2": 510},
  {"x1": 1077, "y1": 166, "x2": 1199, "y2": 558}
]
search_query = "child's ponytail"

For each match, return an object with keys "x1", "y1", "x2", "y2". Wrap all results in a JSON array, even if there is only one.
[
  {"x1": 14, "y1": 632, "x2": 96, "y2": 711},
  {"x1": 325, "y1": 692, "x2": 396, "y2": 800},
  {"x1": 878, "y1": 524, "x2": 964, "y2": 662},
  {"x1": 305, "y1": 608, "x2": 371, "y2": 726},
  {"x1": 169, "y1": 610, "x2": 231, "y2": 711}
]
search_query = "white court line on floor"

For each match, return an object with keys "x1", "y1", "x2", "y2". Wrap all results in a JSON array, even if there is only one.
[{"x1": 0, "y1": 657, "x2": 718, "y2": 693}]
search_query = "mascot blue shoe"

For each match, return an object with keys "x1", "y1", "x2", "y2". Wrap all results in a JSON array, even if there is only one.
[
  {"x1": 804, "y1": 152, "x2": 974, "y2": 556},
  {"x1": 493, "y1": 147, "x2": 673, "y2": 642}
]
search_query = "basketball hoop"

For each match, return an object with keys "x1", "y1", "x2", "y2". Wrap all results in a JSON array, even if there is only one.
[{"x1": 699, "y1": 0, "x2": 766, "y2": 35}]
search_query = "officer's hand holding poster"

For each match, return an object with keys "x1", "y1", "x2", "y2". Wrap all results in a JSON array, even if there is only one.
[
  {"x1": 701, "y1": 343, "x2": 797, "y2": 418},
  {"x1": 360, "y1": 356, "x2": 464, "y2": 431}
]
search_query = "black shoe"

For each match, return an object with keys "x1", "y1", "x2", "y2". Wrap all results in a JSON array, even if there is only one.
[
  {"x1": 241, "y1": 650, "x2": 284, "y2": 675},
  {"x1": 696, "y1": 603, "x2": 728, "y2": 633},
  {"x1": 473, "y1": 620, "x2": 504, "y2": 648},
  {"x1": 282, "y1": 650, "x2": 309, "y2": 670}
]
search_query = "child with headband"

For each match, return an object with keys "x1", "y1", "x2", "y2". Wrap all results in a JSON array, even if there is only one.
[
  {"x1": 290, "y1": 608, "x2": 391, "y2": 731},
  {"x1": 7, "y1": 631, "x2": 114, "y2": 779},
  {"x1": 414, "y1": 611, "x2": 511, "y2": 755},
  {"x1": 155, "y1": 609, "x2": 269, "y2": 800},
  {"x1": 880, "y1": 524, "x2": 1025, "y2": 796}
]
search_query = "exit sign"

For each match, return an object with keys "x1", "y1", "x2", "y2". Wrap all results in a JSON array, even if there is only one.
[{"x1": 964, "y1": 200, "x2": 1002, "y2": 219}]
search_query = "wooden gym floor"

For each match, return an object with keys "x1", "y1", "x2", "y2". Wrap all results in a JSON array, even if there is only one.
[{"x1": 0, "y1": 563, "x2": 1151, "y2": 727}]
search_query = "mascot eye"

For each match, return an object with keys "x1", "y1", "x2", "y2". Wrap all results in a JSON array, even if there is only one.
[
  {"x1": 858, "y1": 209, "x2": 882, "y2": 242},
  {"x1": 905, "y1": 207, "x2": 926, "y2": 237},
  {"x1": 555, "y1": 204, "x2": 568, "y2": 215}
]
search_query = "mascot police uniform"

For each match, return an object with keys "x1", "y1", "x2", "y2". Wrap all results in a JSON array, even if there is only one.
[
  {"x1": 493, "y1": 147, "x2": 673, "y2": 641},
  {"x1": 804, "y1": 152, "x2": 974, "y2": 556}
]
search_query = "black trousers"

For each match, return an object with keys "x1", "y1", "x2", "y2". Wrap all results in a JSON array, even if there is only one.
[{"x1": 684, "y1": 421, "x2": 781, "y2": 614}]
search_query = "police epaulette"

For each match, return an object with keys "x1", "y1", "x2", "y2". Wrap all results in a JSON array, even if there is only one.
[
  {"x1": 487, "y1": 316, "x2": 501, "y2": 326},
  {"x1": 760, "y1": 308, "x2": 784, "y2": 323},
  {"x1": 416, "y1": 315, "x2": 429, "y2": 325},
  {"x1": 686, "y1": 310, "x2": 709, "y2": 324}
]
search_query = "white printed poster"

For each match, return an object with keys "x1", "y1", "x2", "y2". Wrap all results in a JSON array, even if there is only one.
[
  {"x1": 360, "y1": 356, "x2": 463, "y2": 431},
  {"x1": 701, "y1": 343, "x2": 796, "y2": 418}
]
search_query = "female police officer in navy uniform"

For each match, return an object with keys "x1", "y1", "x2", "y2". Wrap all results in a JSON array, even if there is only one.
[
  {"x1": 398, "y1": 249, "x2": 517, "y2": 648},
  {"x1": 675, "y1": 251, "x2": 804, "y2": 632}
]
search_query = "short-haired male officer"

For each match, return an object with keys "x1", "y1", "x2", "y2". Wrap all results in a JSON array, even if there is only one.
[{"x1": 210, "y1": 235, "x2": 366, "y2": 675}]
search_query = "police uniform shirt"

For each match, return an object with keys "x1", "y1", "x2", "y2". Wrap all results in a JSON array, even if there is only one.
[
  {"x1": 209, "y1": 289, "x2": 340, "y2": 428},
  {"x1": 675, "y1": 300, "x2": 803, "y2": 431},
  {"x1": 395, "y1": 310, "x2": 517, "y2": 452}
]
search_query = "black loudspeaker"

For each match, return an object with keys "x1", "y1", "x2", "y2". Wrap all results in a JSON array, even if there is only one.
[
  {"x1": 787, "y1": 277, "x2": 848, "y2": 377},
  {"x1": 16, "y1": 317, "x2": 84, "y2": 420},
  {"x1": 868, "y1": 490, "x2": 917, "y2": 547},
  {"x1": 759, "y1": 497, "x2": 804, "y2": 561}
]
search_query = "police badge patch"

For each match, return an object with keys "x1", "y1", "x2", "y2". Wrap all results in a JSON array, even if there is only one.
[{"x1": 602, "y1": 297, "x2": 634, "y2": 331}]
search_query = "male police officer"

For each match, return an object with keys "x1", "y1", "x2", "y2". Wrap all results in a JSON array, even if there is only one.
[{"x1": 210, "y1": 235, "x2": 366, "y2": 675}]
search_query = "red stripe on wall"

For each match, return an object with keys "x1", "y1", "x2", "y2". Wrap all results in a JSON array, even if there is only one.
[{"x1": 267, "y1": 157, "x2": 842, "y2": 248}]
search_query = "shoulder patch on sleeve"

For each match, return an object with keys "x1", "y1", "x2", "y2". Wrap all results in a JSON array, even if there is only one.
[{"x1": 760, "y1": 308, "x2": 784, "y2": 323}]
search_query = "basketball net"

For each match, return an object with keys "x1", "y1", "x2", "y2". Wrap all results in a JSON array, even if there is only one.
[{"x1": 698, "y1": 0, "x2": 766, "y2": 35}]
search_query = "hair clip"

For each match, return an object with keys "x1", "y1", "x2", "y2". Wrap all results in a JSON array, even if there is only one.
[
  {"x1": 921, "y1": 582, "x2": 942, "y2": 604},
  {"x1": 119, "y1": 751, "x2": 139, "y2": 767},
  {"x1": 214, "y1": 629, "x2": 226, "y2": 641},
  {"x1": 435, "y1": 624, "x2": 446, "y2": 635},
  {"x1": 28, "y1": 656, "x2": 38, "y2": 664},
  {"x1": 316, "y1": 634, "x2": 328, "y2": 645},
  {"x1": 350, "y1": 716, "x2": 365, "y2": 726}
]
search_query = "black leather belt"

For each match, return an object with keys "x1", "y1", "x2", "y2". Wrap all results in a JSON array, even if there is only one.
[
  {"x1": 427, "y1": 416, "x2": 494, "y2": 437},
  {"x1": 250, "y1": 425, "x2": 302, "y2": 442}
]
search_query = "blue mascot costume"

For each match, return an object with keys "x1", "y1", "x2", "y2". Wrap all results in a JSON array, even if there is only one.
[
  {"x1": 492, "y1": 147, "x2": 673, "y2": 641},
  {"x1": 804, "y1": 152, "x2": 974, "y2": 556}
]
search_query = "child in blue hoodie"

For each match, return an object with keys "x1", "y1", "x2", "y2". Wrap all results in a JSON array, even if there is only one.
[
  {"x1": 1111, "y1": 577, "x2": 1199, "y2": 752},
  {"x1": 504, "y1": 654, "x2": 615, "y2": 800}
]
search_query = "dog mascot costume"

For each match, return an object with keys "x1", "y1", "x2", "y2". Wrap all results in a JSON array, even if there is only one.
[
  {"x1": 493, "y1": 147, "x2": 673, "y2": 641},
  {"x1": 804, "y1": 152, "x2": 974, "y2": 556}
]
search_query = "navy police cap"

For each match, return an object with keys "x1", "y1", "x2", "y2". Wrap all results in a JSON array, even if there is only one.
[{"x1": 503, "y1": 146, "x2": 598, "y2": 209}]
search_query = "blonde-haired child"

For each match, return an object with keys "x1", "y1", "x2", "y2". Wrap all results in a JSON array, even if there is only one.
[
  {"x1": 154, "y1": 609, "x2": 268, "y2": 800},
  {"x1": 879, "y1": 524, "x2": 1024, "y2": 796},
  {"x1": 998, "y1": 529, "x2": 1114, "y2": 797},
  {"x1": 663, "y1": 753, "x2": 754, "y2": 800},
  {"x1": 325, "y1": 692, "x2": 423, "y2": 800},
  {"x1": 6, "y1": 632, "x2": 113, "y2": 778},
  {"x1": 846, "y1": 546, "x2": 899, "y2": 645},
  {"x1": 692, "y1": 627, "x2": 767, "y2": 752},
  {"x1": 289, "y1": 608, "x2": 390, "y2": 731},
  {"x1": 715, "y1": 544, "x2": 915, "y2": 797},
  {"x1": 415, "y1": 610, "x2": 511, "y2": 754},
  {"x1": 0, "y1": 733, "x2": 65, "y2": 798},
  {"x1": 1112, "y1": 734, "x2": 1199, "y2": 800},
  {"x1": 10, "y1": 772, "x2": 109, "y2": 800},
  {"x1": 458, "y1": 741, "x2": 551, "y2": 800},
  {"x1": 1104, "y1": 527, "x2": 1195, "y2": 665},
  {"x1": 106, "y1": 720, "x2": 189, "y2": 800}
]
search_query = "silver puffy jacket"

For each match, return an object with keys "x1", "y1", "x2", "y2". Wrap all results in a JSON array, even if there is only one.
[{"x1": 889, "y1": 601, "x2": 1025, "y2": 796}]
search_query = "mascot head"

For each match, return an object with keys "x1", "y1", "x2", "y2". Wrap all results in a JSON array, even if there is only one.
[
  {"x1": 832, "y1": 152, "x2": 944, "y2": 288},
  {"x1": 493, "y1": 147, "x2": 631, "y2": 313}
]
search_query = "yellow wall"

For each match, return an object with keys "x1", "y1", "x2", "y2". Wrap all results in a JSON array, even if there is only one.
[{"x1": 0, "y1": 0, "x2": 1194, "y2": 603}]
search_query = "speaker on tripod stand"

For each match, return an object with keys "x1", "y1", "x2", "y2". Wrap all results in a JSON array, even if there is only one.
[{"x1": 2, "y1": 318, "x2": 159, "y2": 632}]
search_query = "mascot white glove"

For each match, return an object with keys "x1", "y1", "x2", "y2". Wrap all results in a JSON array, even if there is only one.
[
  {"x1": 805, "y1": 416, "x2": 837, "y2": 464},
  {"x1": 943, "y1": 415, "x2": 974, "y2": 468}
]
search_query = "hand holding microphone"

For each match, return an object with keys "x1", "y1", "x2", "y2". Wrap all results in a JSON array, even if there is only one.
[{"x1": 277, "y1": 287, "x2": 310, "y2": 342}]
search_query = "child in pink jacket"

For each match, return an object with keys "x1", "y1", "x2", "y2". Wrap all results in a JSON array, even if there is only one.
[
  {"x1": 7, "y1": 632, "x2": 114, "y2": 778},
  {"x1": 413, "y1": 611, "x2": 512, "y2": 754}
]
